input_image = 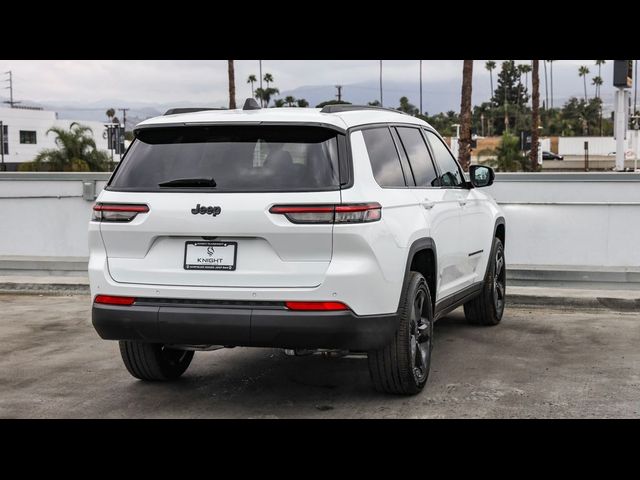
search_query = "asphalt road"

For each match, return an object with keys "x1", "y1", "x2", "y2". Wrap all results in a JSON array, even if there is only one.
[{"x1": 1, "y1": 294, "x2": 639, "y2": 418}]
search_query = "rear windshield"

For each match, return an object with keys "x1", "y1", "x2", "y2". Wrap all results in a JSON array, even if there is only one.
[{"x1": 108, "y1": 125, "x2": 341, "y2": 192}]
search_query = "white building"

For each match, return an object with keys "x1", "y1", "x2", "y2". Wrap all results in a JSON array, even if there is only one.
[{"x1": 0, "y1": 106, "x2": 112, "y2": 171}]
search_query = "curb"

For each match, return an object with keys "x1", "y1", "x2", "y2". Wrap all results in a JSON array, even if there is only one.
[
  {"x1": 506, "y1": 293, "x2": 640, "y2": 311},
  {"x1": 0, "y1": 283, "x2": 90, "y2": 296}
]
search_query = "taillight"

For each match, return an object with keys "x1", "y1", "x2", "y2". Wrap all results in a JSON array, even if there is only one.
[
  {"x1": 94, "y1": 295, "x2": 135, "y2": 306},
  {"x1": 269, "y1": 203, "x2": 381, "y2": 224},
  {"x1": 92, "y1": 203, "x2": 149, "y2": 222},
  {"x1": 285, "y1": 301, "x2": 349, "y2": 311}
]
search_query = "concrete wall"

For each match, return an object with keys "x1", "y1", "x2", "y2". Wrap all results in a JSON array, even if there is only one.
[
  {"x1": 1, "y1": 172, "x2": 639, "y2": 285},
  {"x1": 558, "y1": 133, "x2": 640, "y2": 157}
]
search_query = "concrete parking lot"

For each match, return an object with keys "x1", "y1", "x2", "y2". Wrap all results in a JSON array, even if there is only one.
[{"x1": 1, "y1": 293, "x2": 639, "y2": 418}]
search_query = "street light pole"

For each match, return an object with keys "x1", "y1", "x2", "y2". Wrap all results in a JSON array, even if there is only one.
[
  {"x1": 0, "y1": 120, "x2": 5, "y2": 171},
  {"x1": 419, "y1": 60, "x2": 423, "y2": 115},
  {"x1": 614, "y1": 87, "x2": 627, "y2": 171}
]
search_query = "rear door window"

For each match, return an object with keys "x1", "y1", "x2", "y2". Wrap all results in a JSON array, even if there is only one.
[
  {"x1": 361, "y1": 127, "x2": 407, "y2": 188},
  {"x1": 395, "y1": 126, "x2": 439, "y2": 188},
  {"x1": 108, "y1": 125, "x2": 341, "y2": 192}
]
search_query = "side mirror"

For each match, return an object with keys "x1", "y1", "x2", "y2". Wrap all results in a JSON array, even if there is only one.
[{"x1": 469, "y1": 165, "x2": 495, "y2": 188}]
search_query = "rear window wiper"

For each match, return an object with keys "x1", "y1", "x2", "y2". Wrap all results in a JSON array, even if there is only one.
[{"x1": 158, "y1": 177, "x2": 217, "y2": 188}]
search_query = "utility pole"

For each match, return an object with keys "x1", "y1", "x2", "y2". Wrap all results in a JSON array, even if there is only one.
[
  {"x1": 335, "y1": 85, "x2": 343, "y2": 102},
  {"x1": 379, "y1": 60, "x2": 383, "y2": 107},
  {"x1": 419, "y1": 60, "x2": 423, "y2": 115},
  {"x1": 3, "y1": 71, "x2": 20, "y2": 108},
  {"x1": 259, "y1": 60, "x2": 263, "y2": 107},
  {"x1": 119, "y1": 108, "x2": 129, "y2": 130},
  {"x1": 613, "y1": 60, "x2": 633, "y2": 171},
  {"x1": 635, "y1": 59, "x2": 638, "y2": 116}
]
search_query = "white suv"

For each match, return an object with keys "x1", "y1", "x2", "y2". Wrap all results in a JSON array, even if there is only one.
[{"x1": 89, "y1": 100, "x2": 505, "y2": 395}]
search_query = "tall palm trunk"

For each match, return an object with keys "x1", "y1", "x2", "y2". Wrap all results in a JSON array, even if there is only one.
[
  {"x1": 458, "y1": 60, "x2": 473, "y2": 172},
  {"x1": 543, "y1": 60, "x2": 548, "y2": 109},
  {"x1": 228, "y1": 60, "x2": 236, "y2": 109},
  {"x1": 530, "y1": 60, "x2": 540, "y2": 171},
  {"x1": 550, "y1": 61, "x2": 554, "y2": 109},
  {"x1": 489, "y1": 69, "x2": 494, "y2": 136}
]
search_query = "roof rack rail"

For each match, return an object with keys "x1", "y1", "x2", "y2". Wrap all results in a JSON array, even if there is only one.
[
  {"x1": 319, "y1": 104, "x2": 409, "y2": 115},
  {"x1": 163, "y1": 107, "x2": 224, "y2": 116}
]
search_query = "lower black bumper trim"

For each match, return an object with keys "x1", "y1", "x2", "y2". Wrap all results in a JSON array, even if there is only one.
[{"x1": 92, "y1": 302, "x2": 398, "y2": 351}]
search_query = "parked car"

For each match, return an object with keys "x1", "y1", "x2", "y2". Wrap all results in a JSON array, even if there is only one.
[
  {"x1": 89, "y1": 100, "x2": 506, "y2": 395},
  {"x1": 542, "y1": 151, "x2": 563, "y2": 160}
]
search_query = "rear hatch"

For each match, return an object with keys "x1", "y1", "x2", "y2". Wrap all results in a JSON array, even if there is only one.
[{"x1": 96, "y1": 124, "x2": 344, "y2": 288}]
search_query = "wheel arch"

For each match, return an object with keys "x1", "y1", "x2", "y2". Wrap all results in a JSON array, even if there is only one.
[
  {"x1": 480, "y1": 216, "x2": 506, "y2": 281},
  {"x1": 494, "y1": 216, "x2": 506, "y2": 247},
  {"x1": 401, "y1": 238, "x2": 437, "y2": 312}
]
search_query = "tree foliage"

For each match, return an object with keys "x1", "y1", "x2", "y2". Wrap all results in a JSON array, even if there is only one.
[
  {"x1": 397, "y1": 96, "x2": 418, "y2": 115},
  {"x1": 315, "y1": 99, "x2": 351, "y2": 108},
  {"x1": 18, "y1": 123, "x2": 111, "y2": 172}
]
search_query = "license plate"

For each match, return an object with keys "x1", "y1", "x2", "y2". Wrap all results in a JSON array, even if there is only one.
[{"x1": 184, "y1": 241, "x2": 237, "y2": 270}]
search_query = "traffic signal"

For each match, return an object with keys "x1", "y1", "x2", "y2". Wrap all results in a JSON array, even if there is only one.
[{"x1": 613, "y1": 60, "x2": 633, "y2": 88}]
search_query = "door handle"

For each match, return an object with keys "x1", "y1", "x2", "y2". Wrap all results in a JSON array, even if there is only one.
[
  {"x1": 458, "y1": 199, "x2": 467, "y2": 206},
  {"x1": 421, "y1": 199, "x2": 435, "y2": 210}
]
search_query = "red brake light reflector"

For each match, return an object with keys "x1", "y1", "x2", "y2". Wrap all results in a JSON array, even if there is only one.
[
  {"x1": 269, "y1": 203, "x2": 381, "y2": 224},
  {"x1": 92, "y1": 203, "x2": 149, "y2": 222},
  {"x1": 285, "y1": 301, "x2": 349, "y2": 311},
  {"x1": 94, "y1": 295, "x2": 135, "y2": 306}
]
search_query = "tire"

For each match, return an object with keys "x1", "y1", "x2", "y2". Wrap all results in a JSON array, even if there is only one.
[
  {"x1": 464, "y1": 237, "x2": 506, "y2": 326},
  {"x1": 367, "y1": 272, "x2": 434, "y2": 395},
  {"x1": 119, "y1": 341, "x2": 194, "y2": 381}
]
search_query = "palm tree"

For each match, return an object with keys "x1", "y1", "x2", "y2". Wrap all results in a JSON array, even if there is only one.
[
  {"x1": 578, "y1": 65, "x2": 590, "y2": 101},
  {"x1": 458, "y1": 60, "x2": 473, "y2": 172},
  {"x1": 592, "y1": 76, "x2": 603, "y2": 99},
  {"x1": 228, "y1": 60, "x2": 236, "y2": 109},
  {"x1": 296, "y1": 99, "x2": 309, "y2": 107},
  {"x1": 263, "y1": 73, "x2": 273, "y2": 89},
  {"x1": 247, "y1": 74, "x2": 257, "y2": 97},
  {"x1": 595, "y1": 60, "x2": 606, "y2": 97},
  {"x1": 530, "y1": 60, "x2": 540, "y2": 171},
  {"x1": 27, "y1": 123, "x2": 110, "y2": 171},
  {"x1": 485, "y1": 60, "x2": 496, "y2": 100},
  {"x1": 273, "y1": 99, "x2": 285, "y2": 108},
  {"x1": 255, "y1": 87, "x2": 279, "y2": 108},
  {"x1": 105, "y1": 108, "x2": 115, "y2": 123},
  {"x1": 259, "y1": 73, "x2": 274, "y2": 107},
  {"x1": 284, "y1": 95, "x2": 296, "y2": 107}
]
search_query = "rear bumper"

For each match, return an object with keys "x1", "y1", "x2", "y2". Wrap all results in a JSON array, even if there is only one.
[{"x1": 92, "y1": 301, "x2": 398, "y2": 351}]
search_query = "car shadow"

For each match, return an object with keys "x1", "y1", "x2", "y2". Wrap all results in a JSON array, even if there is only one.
[{"x1": 114, "y1": 308, "x2": 478, "y2": 416}]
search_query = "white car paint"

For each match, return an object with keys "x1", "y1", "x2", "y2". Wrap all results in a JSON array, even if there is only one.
[{"x1": 89, "y1": 107, "x2": 503, "y2": 316}]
